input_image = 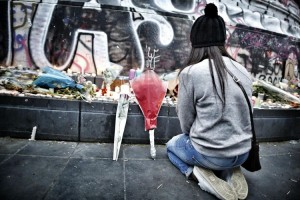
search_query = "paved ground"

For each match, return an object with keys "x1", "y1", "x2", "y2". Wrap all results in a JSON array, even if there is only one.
[{"x1": 0, "y1": 137, "x2": 299, "y2": 200}]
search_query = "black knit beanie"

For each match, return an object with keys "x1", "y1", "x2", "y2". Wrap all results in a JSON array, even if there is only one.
[{"x1": 190, "y1": 3, "x2": 226, "y2": 48}]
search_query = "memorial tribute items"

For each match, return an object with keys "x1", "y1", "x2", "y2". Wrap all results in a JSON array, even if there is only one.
[{"x1": 130, "y1": 69, "x2": 168, "y2": 159}]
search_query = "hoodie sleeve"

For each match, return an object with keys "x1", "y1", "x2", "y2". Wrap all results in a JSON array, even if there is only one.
[{"x1": 177, "y1": 69, "x2": 196, "y2": 134}]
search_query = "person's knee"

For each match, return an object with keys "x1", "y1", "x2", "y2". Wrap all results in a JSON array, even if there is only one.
[
  {"x1": 167, "y1": 134, "x2": 186, "y2": 149},
  {"x1": 166, "y1": 139, "x2": 173, "y2": 150},
  {"x1": 166, "y1": 136, "x2": 177, "y2": 151}
]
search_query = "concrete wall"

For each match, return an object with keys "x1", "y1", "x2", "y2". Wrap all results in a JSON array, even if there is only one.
[
  {"x1": 0, "y1": 0, "x2": 299, "y2": 85},
  {"x1": 0, "y1": 95, "x2": 299, "y2": 143}
]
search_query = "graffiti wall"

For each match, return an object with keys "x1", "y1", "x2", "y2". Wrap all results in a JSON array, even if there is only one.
[{"x1": 0, "y1": 0, "x2": 299, "y2": 85}]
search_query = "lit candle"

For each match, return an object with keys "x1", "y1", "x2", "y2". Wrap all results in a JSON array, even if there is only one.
[
  {"x1": 129, "y1": 69, "x2": 136, "y2": 80},
  {"x1": 115, "y1": 86, "x2": 120, "y2": 93},
  {"x1": 112, "y1": 92, "x2": 119, "y2": 101},
  {"x1": 67, "y1": 69, "x2": 73, "y2": 75},
  {"x1": 106, "y1": 83, "x2": 111, "y2": 96},
  {"x1": 121, "y1": 84, "x2": 130, "y2": 94},
  {"x1": 135, "y1": 68, "x2": 142, "y2": 77}
]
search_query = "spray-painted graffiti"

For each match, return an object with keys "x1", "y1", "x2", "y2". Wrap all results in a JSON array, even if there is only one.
[
  {"x1": 0, "y1": 0, "x2": 299, "y2": 84},
  {"x1": 228, "y1": 24, "x2": 300, "y2": 84},
  {"x1": 12, "y1": 1, "x2": 35, "y2": 67},
  {"x1": 0, "y1": 1, "x2": 11, "y2": 66}
]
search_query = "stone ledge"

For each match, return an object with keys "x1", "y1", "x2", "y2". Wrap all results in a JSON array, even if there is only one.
[{"x1": 0, "y1": 95, "x2": 299, "y2": 143}]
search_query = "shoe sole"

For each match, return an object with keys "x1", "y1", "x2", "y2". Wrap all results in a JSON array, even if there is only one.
[
  {"x1": 193, "y1": 167, "x2": 237, "y2": 200},
  {"x1": 231, "y1": 168, "x2": 248, "y2": 199}
]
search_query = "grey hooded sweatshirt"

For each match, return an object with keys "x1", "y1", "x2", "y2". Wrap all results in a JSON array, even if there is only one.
[{"x1": 177, "y1": 56, "x2": 253, "y2": 157}]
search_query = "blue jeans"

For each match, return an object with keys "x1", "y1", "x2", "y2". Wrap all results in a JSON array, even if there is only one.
[{"x1": 166, "y1": 134, "x2": 249, "y2": 178}]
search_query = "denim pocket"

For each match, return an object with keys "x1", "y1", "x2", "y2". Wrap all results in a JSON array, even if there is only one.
[
  {"x1": 192, "y1": 154, "x2": 239, "y2": 170},
  {"x1": 192, "y1": 155, "x2": 218, "y2": 169}
]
